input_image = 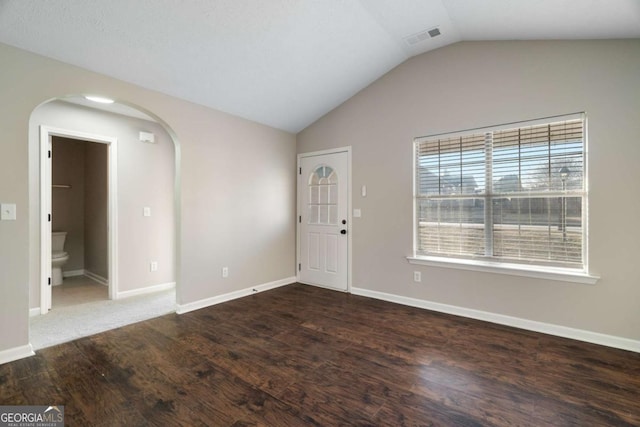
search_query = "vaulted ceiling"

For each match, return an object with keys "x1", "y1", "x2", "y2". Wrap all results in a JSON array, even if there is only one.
[{"x1": 1, "y1": 0, "x2": 638, "y2": 132}]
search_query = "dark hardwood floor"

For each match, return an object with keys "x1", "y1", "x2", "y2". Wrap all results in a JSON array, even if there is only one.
[{"x1": 2, "y1": 283, "x2": 639, "y2": 426}]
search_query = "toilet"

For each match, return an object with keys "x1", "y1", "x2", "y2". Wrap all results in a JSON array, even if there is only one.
[{"x1": 51, "y1": 231, "x2": 69, "y2": 286}]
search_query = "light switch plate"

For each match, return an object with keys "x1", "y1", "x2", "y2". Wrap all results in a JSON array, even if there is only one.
[
  {"x1": 1, "y1": 203, "x2": 16, "y2": 220},
  {"x1": 143, "y1": 207, "x2": 151, "y2": 217},
  {"x1": 353, "y1": 209, "x2": 362, "y2": 218}
]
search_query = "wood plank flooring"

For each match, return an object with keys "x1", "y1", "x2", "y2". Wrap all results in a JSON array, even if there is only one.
[{"x1": 2, "y1": 283, "x2": 640, "y2": 426}]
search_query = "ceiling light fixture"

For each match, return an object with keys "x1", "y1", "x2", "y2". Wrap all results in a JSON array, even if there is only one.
[{"x1": 84, "y1": 95, "x2": 115, "y2": 104}]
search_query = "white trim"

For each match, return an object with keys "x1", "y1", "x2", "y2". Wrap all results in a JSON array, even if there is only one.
[
  {"x1": 351, "y1": 287, "x2": 640, "y2": 353},
  {"x1": 84, "y1": 270, "x2": 109, "y2": 286},
  {"x1": 176, "y1": 277, "x2": 296, "y2": 315},
  {"x1": 298, "y1": 146, "x2": 351, "y2": 158},
  {"x1": 297, "y1": 146, "x2": 352, "y2": 292},
  {"x1": 407, "y1": 256, "x2": 599, "y2": 285},
  {"x1": 62, "y1": 269, "x2": 85, "y2": 278},
  {"x1": 116, "y1": 282, "x2": 175, "y2": 299},
  {"x1": 298, "y1": 280, "x2": 349, "y2": 293},
  {"x1": 108, "y1": 139, "x2": 118, "y2": 300},
  {"x1": 39, "y1": 126, "x2": 118, "y2": 314},
  {"x1": 40, "y1": 126, "x2": 51, "y2": 314},
  {"x1": 583, "y1": 115, "x2": 590, "y2": 275},
  {"x1": 0, "y1": 344, "x2": 35, "y2": 365},
  {"x1": 347, "y1": 148, "x2": 352, "y2": 294},
  {"x1": 172, "y1": 130, "x2": 183, "y2": 310},
  {"x1": 29, "y1": 307, "x2": 41, "y2": 317}
]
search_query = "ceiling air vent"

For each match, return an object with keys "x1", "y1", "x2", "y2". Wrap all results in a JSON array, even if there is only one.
[{"x1": 403, "y1": 27, "x2": 441, "y2": 46}]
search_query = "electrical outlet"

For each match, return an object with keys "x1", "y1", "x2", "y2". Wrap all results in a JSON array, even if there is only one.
[
  {"x1": 222, "y1": 267, "x2": 229, "y2": 278},
  {"x1": 413, "y1": 271, "x2": 421, "y2": 282},
  {"x1": 150, "y1": 261, "x2": 158, "y2": 272}
]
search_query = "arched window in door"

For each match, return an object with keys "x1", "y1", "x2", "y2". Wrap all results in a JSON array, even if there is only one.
[{"x1": 308, "y1": 165, "x2": 338, "y2": 225}]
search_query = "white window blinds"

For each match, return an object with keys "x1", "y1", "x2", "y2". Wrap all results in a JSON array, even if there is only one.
[{"x1": 415, "y1": 114, "x2": 586, "y2": 269}]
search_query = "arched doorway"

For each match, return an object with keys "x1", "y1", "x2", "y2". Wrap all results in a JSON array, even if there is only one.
[{"x1": 28, "y1": 95, "x2": 180, "y2": 349}]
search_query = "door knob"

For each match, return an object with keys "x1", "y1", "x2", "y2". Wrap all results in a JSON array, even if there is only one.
[{"x1": 340, "y1": 229, "x2": 347, "y2": 235}]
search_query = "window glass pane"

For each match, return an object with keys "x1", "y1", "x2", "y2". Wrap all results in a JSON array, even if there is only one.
[
  {"x1": 308, "y1": 205, "x2": 319, "y2": 224},
  {"x1": 309, "y1": 172, "x2": 319, "y2": 185},
  {"x1": 309, "y1": 185, "x2": 319, "y2": 203},
  {"x1": 319, "y1": 205, "x2": 329, "y2": 224},
  {"x1": 415, "y1": 115, "x2": 585, "y2": 269},
  {"x1": 328, "y1": 184, "x2": 337, "y2": 204},
  {"x1": 329, "y1": 205, "x2": 338, "y2": 225},
  {"x1": 416, "y1": 198, "x2": 485, "y2": 257},
  {"x1": 308, "y1": 165, "x2": 338, "y2": 226},
  {"x1": 417, "y1": 133, "x2": 486, "y2": 196},
  {"x1": 319, "y1": 185, "x2": 329, "y2": 204},
  {"x1": 318, "y1": 167, "x2": 333, "y2": 184},
  {"x1": 492, "y1": 196, "x2": 582, "y2": 266},
  {"x1": 492, "y1": 120, "x2": 584, "y2": 194}
]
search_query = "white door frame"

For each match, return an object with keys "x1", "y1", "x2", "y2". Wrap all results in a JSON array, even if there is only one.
[
  {"x1": 40, "y1": 125, "x2": 118, "y2": 314},
  {"x1": 296, "y1": 146, "x2": 352, "y2": 292}
]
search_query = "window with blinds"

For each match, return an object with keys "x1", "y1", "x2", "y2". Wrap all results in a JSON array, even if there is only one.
[{"x1": 415, "y1": 114, "x2": 586, "y2": 270}]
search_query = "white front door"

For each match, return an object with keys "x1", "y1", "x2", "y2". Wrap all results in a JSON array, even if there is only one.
[{"x1": 298, "y1": 150, "x2": 349, "y2": 291}]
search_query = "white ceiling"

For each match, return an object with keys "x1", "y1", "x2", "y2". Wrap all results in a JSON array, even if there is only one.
[{"x1": 1, "y1": 0, "x2": 638, "y2": 133}]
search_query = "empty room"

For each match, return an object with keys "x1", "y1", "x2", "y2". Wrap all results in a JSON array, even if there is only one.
[{"x1": 1, "y1": 1, "x2": 639, "y2": 426}]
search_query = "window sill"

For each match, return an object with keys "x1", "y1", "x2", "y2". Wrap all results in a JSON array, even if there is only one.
[{"x1": 407, "y1": 256, "x2": 599, "y2": 285}]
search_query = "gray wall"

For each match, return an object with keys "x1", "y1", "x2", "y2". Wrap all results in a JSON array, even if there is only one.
[
  {"x1": 297, "y1": 40, "x2": 640, "y2": 341},
  {"x1": 84, "y1": 141, "x2": 108, "y2": 278},
  {"x1": 0, "y1": 42, "x2": 296, "y2": 355}
]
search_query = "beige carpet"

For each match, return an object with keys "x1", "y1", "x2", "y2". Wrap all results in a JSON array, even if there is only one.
[{"x1": 30, "y1": 277, "x2": 176, "y2": 350}]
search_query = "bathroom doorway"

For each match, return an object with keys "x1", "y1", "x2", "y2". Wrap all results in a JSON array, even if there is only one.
[
  {"x1": 40, "y1": 126, "x2": 118, "y2": 314},
  {"x1": 51, "y1": 136, "x2": 110, "y2": 308}
]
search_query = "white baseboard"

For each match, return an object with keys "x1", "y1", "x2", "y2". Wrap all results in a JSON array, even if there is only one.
[
  {"x1": 116, "y1": 282, "x2": 176, "y2": 299},
  {"x1": 177, "y1": 276, "x2": 297, "y2": 315},
  {"x1": 61, "y1": 269, "x2": 109, "y2": 285},
  {"x1": 29, "y1": 307, "x2": 41, "y2": 317},
  {"x1": 84, "y1": 270, "x2": 109, "y2": 286},
  {"x1": 351, "y1": 287, "x2": 640, "y2": 354},
  {"x1": 62, "y1": 269, "x2": 85, "y2": 278},
  {"x1": 0, "y1": 344, "x2": 35, "y2": 365}
]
